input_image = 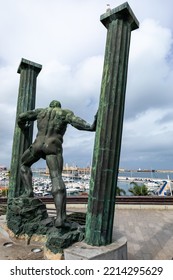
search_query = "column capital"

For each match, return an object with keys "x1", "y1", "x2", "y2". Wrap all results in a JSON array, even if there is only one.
[
  {"x1": 17, "y1": 58, "x2": 42, "y2": 75},
  {"x1": 100, "y1": 2, "x2": 139, "y2": 31}
]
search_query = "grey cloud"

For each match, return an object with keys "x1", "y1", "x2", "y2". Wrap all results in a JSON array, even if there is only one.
[{"x1": 1, "y1": 0, "x2": 173, "y2": 170}]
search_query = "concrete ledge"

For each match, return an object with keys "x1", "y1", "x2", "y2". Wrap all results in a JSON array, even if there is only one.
[
  {"x1": 115, "y1": 204, "x2": 173, "y2": 210},
  {"x1": 64, "y1": 236, "x2": 127, "y2": 260}
]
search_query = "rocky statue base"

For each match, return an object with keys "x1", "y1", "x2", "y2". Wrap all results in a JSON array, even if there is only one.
[
  {"x1": 7, "y1": 197, "x2": 51, "y2": 236},
  {"x1": 7, "y1": 197, "x2": 85, "y2": 255}
]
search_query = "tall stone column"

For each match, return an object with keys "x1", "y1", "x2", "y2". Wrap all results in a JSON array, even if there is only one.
[
  {"x1": 85, "y1": 3, "x2": 139, "y2": 246},
  {"x1": 9, "y1": 58, "x2": 42, "y2": 198}
]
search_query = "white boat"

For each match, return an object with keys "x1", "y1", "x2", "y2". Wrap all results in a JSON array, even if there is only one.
[
  {"x1": 66, "y1": 188, "x2": 79, "y2": 196},
  {"x1": 145, "y1": 181, "x2": 160, "y2": 188},
  {"x1": 146, "y1": 180, "x2": 173, "y2": 196}
]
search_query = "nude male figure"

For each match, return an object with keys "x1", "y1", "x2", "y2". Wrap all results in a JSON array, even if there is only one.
[{"x1": 18, "y1": 100, "x2": 97, "y2": 228}]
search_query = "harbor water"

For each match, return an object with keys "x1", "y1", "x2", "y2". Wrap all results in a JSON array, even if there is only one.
[
  {"x1": 1, "y1": 170, "x2": 173, "y2": 197},
  {"x1": 32, "y1": 170, "x2": 173, "y2": 196},
  {"x1": 118, "y1": 171, "x2": 173, "y2": 195}
]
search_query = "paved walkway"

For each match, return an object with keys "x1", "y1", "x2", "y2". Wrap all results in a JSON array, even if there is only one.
[
  {"x1": 1, "y1": 209, "x2": 173, "y2": 260},
  {"x1": 113, "y1": 209, "x2": 173, "y2": 260},
  {"x1": 0, "y1": 215, "x2": 44, "y2": 260}
]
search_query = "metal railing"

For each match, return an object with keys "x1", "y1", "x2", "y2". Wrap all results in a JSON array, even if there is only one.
[{"x1": 1, "y1": 196, "x2": 173, "y2": 205}]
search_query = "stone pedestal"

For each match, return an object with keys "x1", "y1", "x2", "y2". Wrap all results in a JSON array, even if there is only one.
[{"x1": 64, "y1": 236, "x2": 127, "y2": 260}]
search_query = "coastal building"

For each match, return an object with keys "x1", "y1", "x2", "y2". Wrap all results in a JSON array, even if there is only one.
[{"x1": 45, "y1": 165, "x2": 91, "y2": 176}]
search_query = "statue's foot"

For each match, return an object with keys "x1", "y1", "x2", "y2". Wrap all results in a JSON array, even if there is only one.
[{"x1": 55, "y1": 218, "x2": 71, "y2": 229}]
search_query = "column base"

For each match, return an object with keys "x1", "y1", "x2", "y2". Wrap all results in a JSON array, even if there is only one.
[{"x1": 64, "y1": 236, "x2": 127, "y2": 260}]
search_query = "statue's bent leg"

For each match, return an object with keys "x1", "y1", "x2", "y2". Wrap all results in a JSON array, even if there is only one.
[
  {"x1": 20, "y1": 147, "x2": 40, "y2": 197},
  {"x1": 46, "y1": 154, "x2": 67, "y2": 228}
]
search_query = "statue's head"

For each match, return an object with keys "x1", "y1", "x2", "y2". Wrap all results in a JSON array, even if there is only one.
[{"x1": 49, "y1": 100, "x2": 61, "y2": 108}]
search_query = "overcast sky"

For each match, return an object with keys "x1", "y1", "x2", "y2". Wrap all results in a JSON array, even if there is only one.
[{"x1": 0, "y1": 0, "x2": 173, "y2": 170}]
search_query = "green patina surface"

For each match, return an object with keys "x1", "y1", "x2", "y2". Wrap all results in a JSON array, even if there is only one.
[
  {"x1": 85, "y1": 2, "x2": 139, "y2": 246},
  {"x1": 46, "y1": 225, "x2": 85, "y2": 254},
  {"x1": 6, "y1": 3, "x2": 139, "y2": 253},
  {"x1": 8, "y1": 58, "x2": 42, "y2": 198},
  {"x1": 7, "y1": 197, "x2": 85, "y2": 254},
  {"x1": 7, "y1": 59, "x2": 86, "y2": 254},
  {"x1": 7, "y1": 197, "x2": 50, "y2": 235}
]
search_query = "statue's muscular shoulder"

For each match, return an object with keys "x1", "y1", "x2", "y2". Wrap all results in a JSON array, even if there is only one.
[
  {"x1": 37, "y1": 108, "x2": 47, "y2": 119},
  {"x1": 55, "y1": 108, "x2": 74, "y2": 121}
]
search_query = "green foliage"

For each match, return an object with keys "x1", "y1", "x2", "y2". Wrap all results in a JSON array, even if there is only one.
[
  {"x1": 116, "y1": 186, "x2": 126, "y2": 196},
  {"x1": 129, "y1": 182, "x2": 150, "y2": 196}
]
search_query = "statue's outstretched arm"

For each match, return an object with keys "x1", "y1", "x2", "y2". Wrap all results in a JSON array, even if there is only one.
[
  {"x1": 66, "y1": 111, "x2": 97, "y2": 132},
  {"x1": 18, "y1": 109, "x2": 41, "y2": 129}
]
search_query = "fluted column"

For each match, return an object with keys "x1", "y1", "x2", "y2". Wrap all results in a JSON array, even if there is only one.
[
  {"x1": 85, "y1": 3, "x2": 139, "y2": 246},
  {"x1": 9, "y1": 58, "x2": 42, "y2": 198}
]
